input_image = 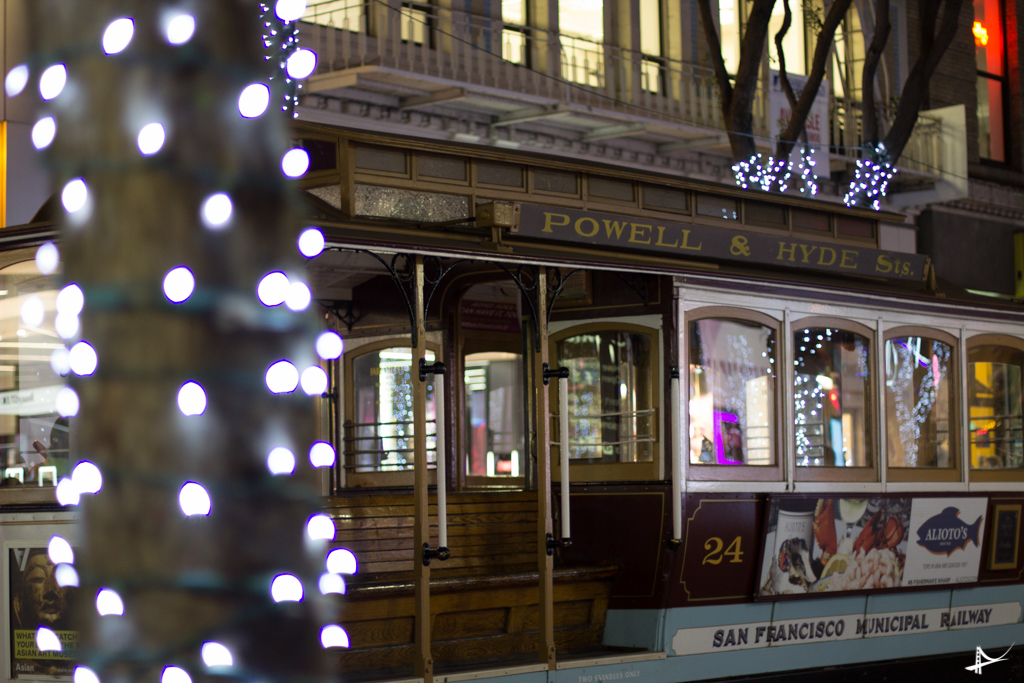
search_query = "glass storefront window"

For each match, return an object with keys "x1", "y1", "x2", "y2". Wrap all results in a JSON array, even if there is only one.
[
  {"x1": 884, "y1": 336, "x2": 954, "y2": 468},
  {"x1": 557, "y1": 329, "x2": 655, "y2": 463},
  {"x1": 793, "y1": 327, "x2": 872, "y2": 468},
  {"x1": 968, "y1": 345, "x2": 1023, "y2": 469},
  {"x1": 348, "y1": 347, "x2": 435, "y2": 473},
  {"x1": 0, "y1": 261, "x2": 70, "y2": 488},
  {"x1": 689, "y1": 318, "x2": 775, "y2": 466},
  {"x1": 464, "y1": 352, "x2": 524, "y2": 477}
]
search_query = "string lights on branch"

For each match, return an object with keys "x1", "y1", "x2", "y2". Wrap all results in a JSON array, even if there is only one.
[
  {"x1": 731, "y1": 148, "x2": 818, "y2": 197},
  {"x1": 843, "y1": 143, "x2": 897, "y2": 211}
]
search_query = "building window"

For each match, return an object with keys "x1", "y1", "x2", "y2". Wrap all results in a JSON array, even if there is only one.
[
  {"x1": 831, "y1": 4, "x2": 866, "y2": 101},
  {"x1": 689, "y1": 316, "x2": 776, "y2": 467},
  {"x1": 345, "y1": 345, "x2": 437, "y2": 474},
  {"x1": 400, "y1": 3, "x2": 430, "y2": 45},
  {"x1": 301, "y1": 0, "x2": 364, "y2": 32},
  {"x1": 559, "y1": 0, "x2": 604, "y2": 86},
  {"x1": 975, "y1": 0, "x2": 1007, "y2": 162},
  {"x1": 502, "y1": 0, "x2": 527, "y2": 64},
  {"x1": 464, "y1": 352, "x2": 524, "y2": 477},
  {"x1": 884, "y1": 331, "x2": 958, "y2": 480},
  {"x1": 555, "y1": 327, "x2": 656, "y2": 464},
  {"x1": 639, "y1": 0, "x2": 663, "y2": 92},
  {"x1": 720, "y1": 0, "x2": 805, "y2": 76},
  {"x1": 968, "y1": 342, "x2": 1023, "y2": 471},
  {"x1": 793, "y1": 324, "x2": 875, "y2": 480}
]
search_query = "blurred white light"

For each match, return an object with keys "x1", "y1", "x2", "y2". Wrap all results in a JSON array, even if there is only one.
[
  {"x1": 300, "y1": 366, "x2": 327, "y2": 396},
  {"x1": 286, "y1": 49, "x2": 317, "y2": 79},
  {"x1": 306, "y1": 514, "x2": 335, "y2": 541},
  {"x1": 21, "y1": 295, "x2": 44, "y2": 328},
  {"x1": 201, "y1": 193, "x2": 232, "y2": 229},
  {"x1": 320, "y1": 625, "x2": 349, "y2": 649},
  {"x1": 5, "y1": 64, "x2": 28, "y2": 97},
  {"x1": 39, "y1": 64, "x2": 67, "y2": 101},
  {"x1": 161, "y1": 666, "x2": 192, "y2": 683},
  {"x1": 36, "y1": 627, "x2": 61, "y2": 652},
  {"x1": 238, "y1": 84, "x2": 270, "y2": 119},
  {"x1": 177, "y1": 381, "x2": 206, "y2": 416},
  {"x1": 179, "y1": 482, "x2": 211, "y2": 516},
  {"x1": 74, "y1": 666, "x2": 100, "y2": 683},
  {"x1": 257, "y1": 272, "x2": 289, "y2": 307},
  {"x1": 270, "y1": 574, "x2": 303, "y2": 602},
  {"x1": 165, "y1": 14, "x2": 196, "y2": 45},
  {"x1": 36, "y1": 241, "x2": 60, "y2": 275},
  {"x1": 281, "y1": 149, "x2": 310, "y2": 178},
  {"x1": 319, "y1": 572, "x2": 346, "y2": 595},
  {"x1": 56, "y1": 477, "x2": 80, "y2": 506},
  {"x1": 62, "y1": 179, "x2": 88, "y2": 213},
  {"x1": 163, "y1": 267, "x2": 195, "y2": 303},
  {"x1": 266, "y1": 447, "x2": 295, "y2": 475},
  {"x1": 56, "y1": 563, "x2": 80, "y2": 587},
  {"x1": 201, "y1": 642, "x2": 233, "y2": 668},
  {"x1": 265, "y1": 361, "x2": 298, "y2": 394},
  {"x1": 96, "y1": 588, "x2": 124, "y2": 616},
  {"x1": 32, "y1": 117, "x2": 56, "y2": 150},
  {"x1": 276, "y1": 0, "x2": 308, "y2": 21},
  {"x1": 137, "y1": 122, "x2": 165, "y2": 155},
  {"x1": 56, "y1": 387, "x2": 79, "y2": 417},
  {"x1": 72, "y1": 461, "x2": 103, "y2": 494},
  {"x1": 69, "y1": 341, "x2": 98, "y2": 376},
  {"x1": 309, "y1": 441, "x2": 335, "y2": 468},
  {"x1": 51, "y1": 348, "x2": 71, "y2": 376},
  {"x1": 55, "y1": 314, "x2": 79, "y2": 340},
  {"x1": 285, "y1": 282, "x2": 311, "y2": 311},
  {"x1": 326, "y1": 548, "x2": 357, "y2": 575},
  {"x1": 102, "y1": 18, "x2": 134, "y2": 54},
  {"x1": 48, "y1": 535, "x2": 74, "y2": 565},
  {"x1": 316, "y1": 331, "x2": 344, "y2": 360},
  {"x1": 56, "y1": 284, "x2": 84, "y2": 316},
  {"x1": 298, "y1": 228, "x2": 325, "y2": 258}
]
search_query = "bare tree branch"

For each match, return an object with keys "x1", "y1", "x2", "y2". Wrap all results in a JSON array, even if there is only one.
[
  {"x1": 696, "y1": 0, "x2": 734, "y2": 119},
  {"x1": 776, "y1": 0, "x2": 855, "y2": 159},
  {"x1": 861, "y1": 0, "x2": 892, "y2": 144},
  {"x1": 730, "y1": 0, "x2": 778, "y2": 157},
  {"x1": 774, "y1": 0, "x2": 798, "y2": 109},
  {"x1": 882, "y1": 0, "x2": 966, "y2": 160}
]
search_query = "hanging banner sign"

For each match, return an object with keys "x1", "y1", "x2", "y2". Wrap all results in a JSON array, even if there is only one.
[
  {"x1": 768, "y1": 71, "x2": 830, "y2": 172},
  {"x1": 757, "y1": 496, "x2": 988, "y2": 598},
  {"x1": 516, "y1": 204, "x2": 927, "y2": 281}
]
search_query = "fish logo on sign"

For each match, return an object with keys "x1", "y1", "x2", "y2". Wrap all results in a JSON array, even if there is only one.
[{"x1": 916, "y1": 507, "x2": 982, "y2": 556}]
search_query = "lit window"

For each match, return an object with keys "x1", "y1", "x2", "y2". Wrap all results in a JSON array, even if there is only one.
[
  {"x1": 884, "y1": 335, "x2": 954, "y2": 469},
  {"x1": 559, "y1": 0, "x2": 604, "y2": 86},
  {"x1": 689, "y1": 319, "x2": 776, "y2": 466},
  {"x1": 639, "y1": 0, "x2": 662, "y2": 92},
  {"x1": 975, "y1": 0, "x2": 1007, "y2": 161},
  {"x1": 301, "y1": 0, "x2": 364, "y2": 32},
  {"x1": 968, "y1": 345, "x2": 1023, "y2": 470},
  {"x1": 464, "y1": 352, "x2": 524, "y2": 477},
  {"x1": 400, "y1": 4, "x2": 429, "y2": 45}
]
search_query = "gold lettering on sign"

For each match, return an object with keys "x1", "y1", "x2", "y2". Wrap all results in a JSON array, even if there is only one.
[
  {"x1": 818, "y1": 247, "x2": 836, "y2": 266},
  {"x1": 604, "y1": 220, "x2": 628, "y2": 239},
  {"x1": 798, "y1": 244, "x2": 818, "y2": 263},
  {"x1": 680, "y1": 229, "x2": 703, "y2": 251},
  {"x1": 543, "y1": 213, "x2": 570, "y2": 233},
  {"x1": 777, "y1": 242, "x2": 797, "y2": 261},
  {"x1": 655, "y1": 225, "x2": 679, "y2": 248},
  {"x1": 839, "y1": 249, "x2": 858, "y2": 269},
  {"x1": 575, "y1": 217, "x2": 600, "y2": 237},
  {"x1": 629, "y1": 223, "x2": 652, "y2": 244},
  {"x1": 876, "y1": 254, "x2": 893, "y2": 274}
]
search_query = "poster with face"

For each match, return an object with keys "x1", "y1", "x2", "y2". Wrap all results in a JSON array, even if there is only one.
[{"x1": 8, "y1": 546, "x2": 76, "y2": 679}]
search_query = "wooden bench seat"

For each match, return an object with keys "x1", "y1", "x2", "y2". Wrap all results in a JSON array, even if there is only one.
[{"x1": 325, "y1": 491, "x2": 618, "y2": 672}]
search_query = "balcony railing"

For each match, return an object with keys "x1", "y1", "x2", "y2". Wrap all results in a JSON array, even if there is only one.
[{"x1": 301, "y1": 0, "x2": 943, "y2": 177}]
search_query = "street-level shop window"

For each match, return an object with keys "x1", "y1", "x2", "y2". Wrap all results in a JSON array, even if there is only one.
[
  {"x1": 689, "y1": 317, "x2": 776, "y2": 466},
  {"x1": 884, "y1": 333, "x2": 955, "y2": 471},
  {"x1": 555, "y1": 328, "x2": 655, "y2": 464},
  {"x1": 968, "y1": 343, "x2": 1023, "y2": 470},
  {"x1": 793, "y1": 326, "x2": 873, "y2": 469}
]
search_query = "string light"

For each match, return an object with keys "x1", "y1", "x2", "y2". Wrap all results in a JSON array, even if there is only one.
[
  {"x1": 56, "y1": 387, "x2": 80, "y2": 417},
  {"x1": 21, "y1": 295, "x2": 44, "y2": 327},
  {"x1": 299, "y1": 366, "x2": 328, "y2": 396},
  {"x1": 270, "y1": 573, "x2": 303, "y2": 602},
  {"x1": 286, "y1": 49, "x2": 316, "y2": 80},
  {"x1": 36, "y1": 627, "x2": 62, "y2": 652},
  {"x1": 200, "y1": 193, "x2": 232, "y2": 229},
  {"x1": 75, "y1": 667, "x2": 101, "y2": 683},
  {"x1": 164, "y1": 14, "x2": 196, "y2": 45},
  {"x1": 161, "y1": 666, "x2": 192, "y2": 683},
  {"x1": 309, "y1": 441, "x2": 335, "y2": 467},
  {"x1": 56, "y1": 564, "x2": 80, "y2": 587},
  {"x1": 179, "y1": 482, "x2": 212, "y2": 517},
  {"x1": 326, "y1": 548, "x2": 357, "y2": 574},
  {"x1": 843, "y1": 143, "x2": 896, "y2": 211},
  {"x1": 95, "y1": 588, "x2": 125, "y2": 616},
  {"x1": 62, "y1": 179, "x2": 89, "y2": 213},
  {"x1": 69, "y1": 341, "x2": 98, "y2": 376},
  {"x1": 318, "y1": 573, "x2": 346, "y2": 595},
  {"x1": 57, "y1": 284, "x2": 85, "y2": 316},
  {"x1": 316, "y1": 331, "x2": 343, "y2": 360},
  {"x1": 48, "y1": 535, "x2": 74, "y2": 564},
  {"x1": 72, "y1": 461, "x2": 103, "y2": 494},
  {"x1": 266, "y1": 360, "x2": 299, "y2": 393},
  {"x1": 200, "y1": 642, "x2": 233, "y2": 668},
  {"x1": 137, "y1": 122, "x2": 166, "y2": 155},
  {"x1": 267, "y1": 447, "x2": 296, "y2": 475},
  {"x1": 32, "y1": 117, "x2": 56, "y2": 149},
  {"x1": 5, "y1": 64, "x2": 28, "y2": 97},
  {"x1": 275, "y1": 0, "x2": 308, "y2": 22},
  {"x1": 298, "y1": 228, "x2": 324, "y2": 258},
  {"x1": 731, "y1": 150, "x2": 818, "y2": 196},
  {"x1": 36, "y1": 241, "x2": 60, "y2": 274},
  {"x1": 51, "y1": 348, "x2": 71, "y2": 375},
  {"x1": 102, "y1": 18, "x2": 135, "y2": 55},
  {"x1": 285, "y1": 281, "x2": 311, "y2": 311},
  {"x1": 56, "y1": 477, "x2": 80, "y2": 506},
  {"x1": 177, "y1": 381, "x2": 207, "y2": 416},
  {"x1": 320, "y1": 625, "x2": 350, "y2": 649},
  {"x1": 257, "y1": 272, "x2": 289, "y2": 306},
  {"x1": 163, "y1": 267, "x2": 195, "y2": 303},
  {"x1": 306, "y1": 514, "x2": 335, "y2": 541},
  {"x1": 56, "y1": 314, "x2": 79, "y2": 339},
  {"x1": 39, "y1": 64, "x2": 67, "y2": 101},
  {"x1": 281, "y1": 148, "x2": 309, "y2": 177},
  {"x1": 238, "y1": 83, "x2": 271, "y2": 118}
]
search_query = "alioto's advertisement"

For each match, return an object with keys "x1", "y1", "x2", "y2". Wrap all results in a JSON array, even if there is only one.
[{"x1": 758, "y1": 496, "x2": 987, "y2": 597}]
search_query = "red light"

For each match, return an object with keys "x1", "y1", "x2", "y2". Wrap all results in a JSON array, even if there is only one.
[
  {"x1": 974, "y1": 21, "x2": 990, "y2": 46},
  {"x1": 828, "y1": 390, "x2": 840, "y2": 411}
]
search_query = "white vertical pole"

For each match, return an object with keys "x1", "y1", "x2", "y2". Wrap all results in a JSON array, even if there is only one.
[
  {"x1": 671, "y1": 373, "x2": 682, "y2": 541},
  {"x1": 559, "y1": 375, "x2": 571, "y2": 541},
  {"x1": 435, "y1": 373, "x2": 448, "y2": 549}
]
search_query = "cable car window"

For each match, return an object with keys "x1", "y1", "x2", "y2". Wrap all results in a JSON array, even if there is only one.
[
  {"x1": 464, "y1": 352, "x2": 524, "y2": 477},
  {"x1": 689, "y1": 318, "x2": 776, "y2": 466},
  {"x1": 0, "y1": 260, "x2": 70, "y2": 489},
  {"x1": 968, "y1": 344, "x2": 1023, "y2": 470},
  {"x1": 793, "y1": 327, "x2": 872, "y2": 468},
  {"x1": 556, "y1": 330, "x2": 655, "y2": 463},
  {"x1": 347, "y1": 346, "x2": 436, "y2": 473},
  {"x1": 884, "y1": 335, "x2": 954, "y2": 469}
]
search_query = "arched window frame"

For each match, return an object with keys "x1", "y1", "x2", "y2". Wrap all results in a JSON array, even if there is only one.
[
  {"x1": 883, "y1": 326, "x2": 961, "y2": 483},
  {"x1": 791, "y1": 316, "x2": 878, "y2": 483},
  {"x1": 966, "y1": 333, "x2": 1024, "y2": 482},
  {"x1": 685, "y1": 306, "x2": 784, "y2": 482},
  {"x1": 548, "y1": 321, "x2": 662, "y2": 483}
]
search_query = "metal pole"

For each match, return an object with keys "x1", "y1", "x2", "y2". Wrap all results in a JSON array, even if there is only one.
[
  {"x1": 412, "y1": 256, "x2": 433, "y2": 682},
  {"x1": 534, "y1": 270, "x2": 556, "y2": 669}
]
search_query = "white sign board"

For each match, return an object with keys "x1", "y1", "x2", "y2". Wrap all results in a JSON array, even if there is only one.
[
  {"x1": 768, "y1": 70, "x2": 830, "y2": 173},
  {"x1": 903, "y1": 497, "x2": 988, "y2": 587}
]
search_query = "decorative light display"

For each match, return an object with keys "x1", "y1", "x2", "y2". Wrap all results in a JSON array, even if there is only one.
[
  {"x1": 95, "y1": 588, "x2": 125, "y2": 616},
  {"x1": 39, "y1": 64, "x2": 67, "y2": 101},
  {"x1": 731, "y1": 147, "x2": 818, "y2": 196},
  {"x1": 102, "y1": 18, "x2": 135, "y2": 55},
  {"x1": 260, "y1": 1, "x2": 311, "y2": 117},
  {"x1": 32, "y1": 116, "x2": 57, "y2": 149},
  {"x1": 843, "y1": 143, "x2": 897, "y2": 211},
  {"x1": 36, "y1": 241, "x2": 60, "y2": 274}
]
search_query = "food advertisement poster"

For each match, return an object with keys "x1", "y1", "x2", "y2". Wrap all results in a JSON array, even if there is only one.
[
  {"x1": 8, "y1": 546, "x2": 77, "y2": 679},
  {"x1": 758, "y1": 496, "x2": 988, "y2": 597}
]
